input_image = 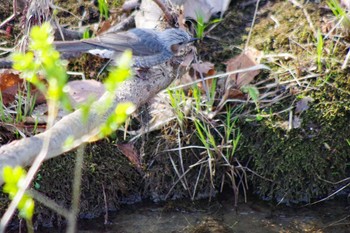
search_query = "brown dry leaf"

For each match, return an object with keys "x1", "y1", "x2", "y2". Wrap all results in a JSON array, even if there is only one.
[
  {"x1": 116, "y1": 143, "x2": 142, "y2": 171},
  {"x1": 0, "y1": 124, "x2": 17, "y2": 144},
  {"x1": 0, "y1": 70, "x2": 23, "y2": 105},
  {"x1": 191, "y1": 61, "x2": 215, "y2": 92},
  {"x1": 17, "y1": 122, "x2": 47, "y2": 134},
  {"x1": 0, "y1": 69, "x2": 46, "y2": 107},
  {"x1": 98, "y1": 20, "x2": 112, "y2": 34},
  {"x1": 0, "y1": 70, "x2": 22, "y2": 91},
  {"x1": 214, "y1": 49, "x2": 263, "y2": 115},
  {"x1": 65, "y1": 80, "x2": 105, "y2": 109},
  {"x1": 192, "y1": 61, "x2": 214, "y2": 74},
  {"x1": 226, "y1": 48, "x2": 263, "y2": 88},
  {"x1": 226, "y1": 88, "x2": 245, "y2": 100},
  {"x1": 176, "y1": 71, "x2": 193, "y2": 91}
]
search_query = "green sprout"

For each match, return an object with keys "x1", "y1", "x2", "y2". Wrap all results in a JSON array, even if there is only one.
[
  {"x1": 241, "y1": 84, "x2": 261, "y2": 120},
  {"x1": 192, "y1": 84, "x2": 202, "y2": 112},
  {"x1": 224, "y1": 106, "x2": 241, "y2": 160},
  {"x1": 98, "y1": 0, "x2": 109, "y2": 19},
  {"x1": 0, "y1": 93, "x2": 12, "y2": 122},
  {"x1": 167, "y1": 88, "x2": 186, "y2": 127},
  {"x1": 195, "y1": 10, "x2": 222, "y2": 40},
  {"x1": 83, "y1": 29, "x2": 91, "y2": 39},
  {"x1": 327, "y1": 0, "x2": 350, "y2": 29},
  {"x1": 316, "y1": 30, "x2": 324, "y2": 72}
]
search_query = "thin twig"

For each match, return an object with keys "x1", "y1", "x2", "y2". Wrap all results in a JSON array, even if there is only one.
[
  {"x1": 245, "y1": 0, "x2": 260, "y2": 50},
  {"x1": 28, "y1": 189, "x2": 70, "y2": 219},
  {"x1": 102, "y1": 184, "x2": 109, "y2": 224},
  {"x1": 192, "y1": 164, "x2": 203, "y2": 200},
  {"x1": 177, "y1": 130, "x2": 190, "y2": 191},
  {"x1": 66, "y1": 144, "x2": 85, "y2": 233},
  {"x1": 152, "y1": 0, "x2": 174, "y2": 26},
  {"x1": 304, "y1": 182, "x2": 350, "y2": 207}
]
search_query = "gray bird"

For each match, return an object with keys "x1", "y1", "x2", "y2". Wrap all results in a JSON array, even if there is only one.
[{"x1": 54, "y1": 28, "x2": 194, "y2": 68}]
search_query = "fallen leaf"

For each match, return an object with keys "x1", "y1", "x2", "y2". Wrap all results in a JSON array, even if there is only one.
[
  {"x1": 225, "y1": 48, "x2": 263, "y2": 88},
  {"x1": 191, "y1": 61, "x2": 215, "y2": 92},
  {"x1": 226, "y1": 88, "x2": 245, "y2": 99},
  {"x1": 98, "y1": 20, "x2": 112, "y2": 35},
  {"x1": 295, "y1": 96, "x2": 314, "y2": 114},
  {"x1": 65, "y1": 80, "x2": 105, "y2": 108},
  {"x1": 293, "y1": 115, "x2": 302, "y2": 129},
  {"x1": 192, "y1": 61, "x2": 214, "y2": 74},
  {"x1": 0, "y1": 70, "x2": 23, "y2": 105},
  {"x1": 0, "y1": 70, "x2": 46, "y2": 106},
  {"x1": 116, "y1": 143, "x2": 142, "y2": 171},
  {"x1": 214, "y1": 49, "x2": 263, "y2": 115}
]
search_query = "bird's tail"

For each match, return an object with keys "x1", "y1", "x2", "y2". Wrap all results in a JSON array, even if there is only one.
[{"x1": 53, "y1": 40, "x2": 96, "y2": 58}]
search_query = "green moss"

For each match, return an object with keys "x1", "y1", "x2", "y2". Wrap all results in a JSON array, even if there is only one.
[
  {"x1": 0, "y1": 140, "x2": 142, "y2": 226},
  {"x1": 240, "y1": 112, "x2": 350, "y2": 203},
  {"x1": 236, "y1": 1, "x2": 350, "y2": 203}
]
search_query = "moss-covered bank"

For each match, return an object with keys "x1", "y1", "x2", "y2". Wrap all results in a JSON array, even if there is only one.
[{"x1": 236, "y1": 0, "x2": 350, "y2": 203}]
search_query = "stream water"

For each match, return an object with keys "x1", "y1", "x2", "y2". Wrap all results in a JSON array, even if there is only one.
[{"x1": 72, "y1": 195, "x2": 349, "y2": 233}]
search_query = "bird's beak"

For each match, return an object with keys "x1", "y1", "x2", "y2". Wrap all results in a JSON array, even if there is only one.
[{"x1": 188, "y1": 37, "x2": 199, "y2": 43}]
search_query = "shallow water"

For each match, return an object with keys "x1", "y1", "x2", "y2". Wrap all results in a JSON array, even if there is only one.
[{"x1": 75, "y1": 195, "x2": 350, "y2": 233}]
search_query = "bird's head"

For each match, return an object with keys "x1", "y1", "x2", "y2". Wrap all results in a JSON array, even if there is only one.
[{"x1": 159, "y1": 28, "x2": 195, "y2": 54}]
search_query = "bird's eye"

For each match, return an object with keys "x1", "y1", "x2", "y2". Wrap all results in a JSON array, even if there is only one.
[{"x1": 178, "y1": 42, "x2": 184, "y2": 45}]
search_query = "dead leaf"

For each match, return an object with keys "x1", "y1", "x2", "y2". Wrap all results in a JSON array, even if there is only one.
[
  {"x1": 225, "y1": 48, "x2": 263, "y2": 88},
  {"x1": 0, "y1": 69, "x2": 47, "y2": 106},
  {"x1": 0, "y1": 70, "x2": 23, "y2": 105},
  {"x1": 214, "y1": 49, "x2": 263, "y2": 115},
  {"x1": 192, "y1": 61, "x2": 214, "y2": 74},
  {"x1": 0, "y1": 70, "x2": 22, "y2": 91},
  {"x1": 98, "y1": 20, "x2": 112, "y2": 35},
  {"x1": 293, "y1": 115, "x2": 302, "y2": 129},
  {"x1": 65, "y1": 80, "x2": 105, "y2": 108},
  {"x1": 116, "y1": 143, "x2": 142, "y2": 171},
  {"x1": 226, "y1": 88, "x2": 245, "y2": 100},
  {"x1": 295, "y1": 96, "x2": 314, "y2": 114},
  {"x1": 191, "y1": 61, "x2": 215, "y2": 92}
]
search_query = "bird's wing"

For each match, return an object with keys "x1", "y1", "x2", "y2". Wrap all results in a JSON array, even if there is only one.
[{"x1": 82, "y1": 29, "x2": 162, "y2": 56}]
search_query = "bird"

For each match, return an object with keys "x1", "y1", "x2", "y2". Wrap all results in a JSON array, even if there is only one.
[{"x1": 53, "y1": 28, "x2": 195, "y2": 68}]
